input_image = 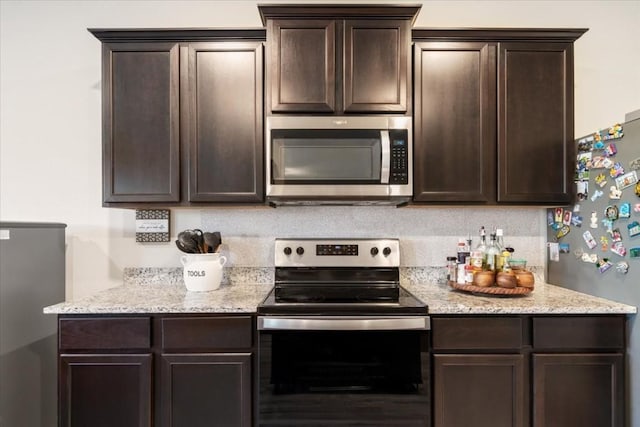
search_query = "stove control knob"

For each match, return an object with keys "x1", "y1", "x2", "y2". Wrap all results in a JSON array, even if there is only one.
[
  {"x1": 370, "y1": 247, "x2": 379, "y2": 256},
  {"x1": 283, "y1": 247, "x2": 292, "y2": 256},
  {"x1": 296, "y1": 247, "x2": 305, "y2": 256},
  {"x1": 383, "y1": 247, "x2": 392, "y2": 257}
]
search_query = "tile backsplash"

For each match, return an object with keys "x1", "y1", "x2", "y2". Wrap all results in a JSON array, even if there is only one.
[{"x1": 200, "y1": 206, "x2": 547, "y2": 267}]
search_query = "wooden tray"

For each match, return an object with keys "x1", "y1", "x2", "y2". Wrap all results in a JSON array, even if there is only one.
[{"x1": 448, "y1": 281, "x2": 533, "y2": 297}]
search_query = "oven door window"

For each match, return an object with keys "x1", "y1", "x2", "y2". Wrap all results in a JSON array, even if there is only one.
[
  {"x1": 271, "y1": 129, "x2": 382, "y2": 184},
  {"x1": 260, "y1": 330, "x2": 430, "y2": 426}
]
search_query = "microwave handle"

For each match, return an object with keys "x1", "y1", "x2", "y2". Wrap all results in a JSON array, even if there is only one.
[{"x1": 380, "y1": 130, "x2": 390, "y2": 184}]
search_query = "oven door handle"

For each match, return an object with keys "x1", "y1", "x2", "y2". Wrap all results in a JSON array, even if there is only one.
[{"x1": 258, "y1": 316, "x2": 430, "y2": 331}]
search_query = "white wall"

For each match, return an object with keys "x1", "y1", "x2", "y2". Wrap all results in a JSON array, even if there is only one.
[{"x1": 1, "y1": 0, "x2": 639, "y2": 299}]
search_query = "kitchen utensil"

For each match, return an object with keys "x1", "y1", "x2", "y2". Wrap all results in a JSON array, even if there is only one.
[
  {"x1": 177, "y1": 231, "x2": 202, "y2": 254},
  {"x1": 472, "y1": 271, "x2": 495, "y2": 287},
  {"x1": 175, "y1": 239, "x2": 196, "y2": 254},
  {"x1": 204, "y1": 231, "x2": 222, "y2": 253}
]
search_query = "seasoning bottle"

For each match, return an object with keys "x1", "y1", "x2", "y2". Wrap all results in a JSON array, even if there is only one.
[
  {"x1": 485, "y1": 233, "x2": 500, "y2": 272},
  {"x1": 446, "y1": 256, "x2": 457, "y2": 283},
  {"x1": 495, "y1": 228, "x2": 505, "y2": 271},
  {"x1": 470, "y1": 226, "x2": 487, "y2": 271}
]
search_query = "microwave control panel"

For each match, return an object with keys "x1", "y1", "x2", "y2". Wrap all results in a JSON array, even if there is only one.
[{"x1": 389, "y1": 130, "x2": 409, "y2": 184}]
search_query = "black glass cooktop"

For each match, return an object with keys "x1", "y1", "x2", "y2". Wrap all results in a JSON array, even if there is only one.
[{"x1": 257, "y1": 286, "x2": 428, "y2": 316}]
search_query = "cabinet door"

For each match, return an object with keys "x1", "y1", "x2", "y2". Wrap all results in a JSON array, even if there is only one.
[
  {"x1": 344, "y1": 19, "x2": 410, "y2": 113},
  {"x1": 183, "y1": 43, "x2": 264, "y2": 202},
  {"x1": 161, "y1": 353, "x2": 252, "y2": 427},
  {"x1": 59, "y1": 353, "x2": 152, "y2": 427},
  {"x1": 433, "y1": 354, "x2": 526, "y2": 427},
  {"x1": 498, "y1": 42, "x2": 574, "y2": 204},
  {"x1": 533, "y1": 353, "x2": 623, "y2": 427},
  {"x1": 413, "y1": 42, "x2": 496, "y2": 202},
  {"x1": 103, "y1": 42, "x2": 180, "y2": 203},
  {"x1": 267, "y1": 19, "x2": 336, "y2": 113}
]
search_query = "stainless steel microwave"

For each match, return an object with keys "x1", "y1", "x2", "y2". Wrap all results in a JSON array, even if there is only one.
[{"x1": 266, "y1": 116, "x2": 412, "y2": 205}]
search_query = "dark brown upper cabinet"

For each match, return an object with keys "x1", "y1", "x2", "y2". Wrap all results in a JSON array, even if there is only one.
[
  {"x1": 259, "y1": 5, "x2": 419, "y2": 115},
  {"x1": 414, "y1": 41, "x2": 497, "y2": 203},
  {"x1": 90, "y1": 29, "x2": 265, "y2": 206},
  {"x1": 412, "y1": 29, "x2": 586, "y2": 205},
  {"x1": 101, "y1": 42, "x2": 181, "y2": 203},
  {"x1": 183, "y1": 42, "x2": 263, "y2": 203}
]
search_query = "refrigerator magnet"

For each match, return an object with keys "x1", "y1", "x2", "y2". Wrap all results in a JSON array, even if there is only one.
[
  {"x1": 609, "y1": 186, "x2": 622, "y2": 199},
  {"x1": 605, "y1": 205, "x2": 619, "y2": 221},
  {"x1": 600, "y1": 236, "x2": 609, "y2": 251},
  {"x1": 630, "y1": 247, "x2": 640, "y2": 258},
  {"x1": 611, "y1": 228, "x2": 622, "y2": 242},
  {"x1": 571, "y1": 215, "x2": 583, "y2": 227},
  {"x1": 604, "y1": 143, "x2": 618, "y2": 157},
  {"x1": 591, "y1": 189, "x2": 604, "y2": 202},
  {"x1": 616, "y1": 261, "x2": 629, "y2": 274},
  {"x1": 620, "y1": 203, "x2": 631, "y2": 218},
  {"x1": 590, "y1": 212, "x2": 599, "y2": 228},
  {"x1": 611, "y1": 241, "x2": 627, "y2": 257},
  {"x1": 583, "y1": 230, "x2": 598, "y2": 249},
  {"x1": 563, "y1": 210, "x2": 573, "y2": 226},
  {"x1": 556, "y1": 225, "x2": 570, "y2": 239},
  {"x1": 610, "y1": 162, "x2": 625, "y2": 178},
  {"x1": 615, "y1": 171, "x2": 638, "y2": 190},
  {"x1": 629, "y1": 157, "x2": 640, "y2": 171},
  {"x1": 595, "y1": 173, "x2": 607, "y2": 188},
  {"x1": 597, "y1": 258, "x2": 613, "y2": 273},
  {"x1": 628, "y1": 221, "x2": 640, "y2": 237}
]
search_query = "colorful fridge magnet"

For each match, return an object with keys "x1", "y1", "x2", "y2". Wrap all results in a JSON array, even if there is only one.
[
  {"x1": 611, "y1": 241, "x2": 627, "y2": 257},
  {"x1": 634, "y1": 203, "x2": 640, "y2": 213},
  {"x1": 583, "y1": 230, "x2": 598, "y2": 249},
  {"x1": 630, "y1": 247, "x2": 640, "y2": 258},
  {"x1": 605, "y1": 205, "x2": 619, "y2": 221},
  {"x1": 563, "y1": 210, "x2": 572, "y2": 226},
  {"x1": 594, "y1": 140, "x2": 605, "y2": 150},
  {"x1": 630, "y1": 157, "x2": 640, "y2": 171},
  {"x1": 609, "y1": 186, "x2": 622, "y2": 199},
  {"x1": 602, "y1": 219, "x2": 614, "y2": 234},
  {"x1": 577, "y1": 181, "x2": 589, "y2": 201},
  {"x1": 604, "y1": 143, "x2": 617, "y2": 157},
  {"x1": 559, "y1": 243, "x2": 570, "y2": 253},
  {"x1": 615, "y1": 171, "x2": 638, "y2": 190},
  {"x1": 628, "y1": 221, "x2": 640, "y2": 237},
  {"x1": 547, "y1": 210, "x2": 555, "y2": 226},
  {"x1": 597, "y1": 258, "x2": 613, "y2": 273},
  {"x1": 590, "y1": 212, "x2": 599, "y2": 228},
  {"x1": 571, "y1": 215, "x2": 583, "y2": 227},
  {"x1": 610, "y1": 163, "x2": 625, "y2": 178},
  {"x1": 551, "y1": 222, "x2": 563, "y2": 231},
  {"x1": 600, "y1": 236, "x2": 609, "y2": 251},
  {"x1": 593, "y1": 123, "x2": 623, "y2": 142},
  {"x1": 591, "y1": 189, "x2": 603, "y2": 202},
  {"x1": 635, "y1": 182, "x2": 640, "y2": 197},
  {"x1": 611, "y1": 228, "x2": 622, "y2": 242},
  {"x1": 582, "y1": 253, "x2": 598, "y2": 263},
  {"x1": 595, "y1": 173, "x2": 607, "y2": 188},
  {"x1": 554, "y1": 207, "x2": 564, "y2": 223},
  {"x1": 616, "y1": 261, "x2": 629, "y2": 274},
  {"x1": 556, "y1": 225, "x2": 570, "y2": 239},
  {"x1": 591, "y1": 156, "x2": 613, "y2": 169},
  {"x1": 620, "y1": 203, "x2": 631, "y2": 218},
  {"x1": 577, "y1": 135, "x2": 594, "y2": 152}
]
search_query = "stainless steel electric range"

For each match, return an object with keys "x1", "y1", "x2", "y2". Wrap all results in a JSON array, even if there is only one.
[{"x1": 258, "y1": 238, "x2": 431, "y2": 427}]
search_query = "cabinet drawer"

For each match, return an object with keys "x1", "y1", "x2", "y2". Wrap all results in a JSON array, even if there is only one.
[
  {"x1": 533, "y1": 316, "x2": 625, "y2": 350},
  {"x1": 59, "y1": 317, "x2": 151, "y2": 350},
  {"x1": 432, "y1": 317, "x2": 524, "y2": 350},
  {"x1": 162, "y1": 316, "x2": 253, "y2": 350}
]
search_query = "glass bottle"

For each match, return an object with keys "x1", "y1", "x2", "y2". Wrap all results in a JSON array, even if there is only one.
[
  {"x1": 495, "y1": 228, "x2": 505, "y2": 271},
  {"x1": 470, "y1": 226, "x2": 487, "y2": 270},
  {"x1": 485, "y1": 233, "x2": 500, "y2": 272}
]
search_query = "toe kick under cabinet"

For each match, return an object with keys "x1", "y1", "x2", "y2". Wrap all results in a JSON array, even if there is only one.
[
  {"x1": 58, "y1": 315, "x2": 255, "y2": 427},
  {"x1": 431, "y1": 315, "x2": 626, "y2": 427}
]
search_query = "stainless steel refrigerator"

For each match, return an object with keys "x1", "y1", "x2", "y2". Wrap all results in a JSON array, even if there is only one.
[
  {"x1": 0, "y1": 222, "x2": 66, "y2": 427},
  {"x1": 546, "y1": 109, "x2": 640, "y2": 426}
]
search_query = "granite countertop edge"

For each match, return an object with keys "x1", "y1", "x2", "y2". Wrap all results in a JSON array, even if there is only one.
[{"x1": 44, "y1": 267, "x2": 637, "y2": 315}]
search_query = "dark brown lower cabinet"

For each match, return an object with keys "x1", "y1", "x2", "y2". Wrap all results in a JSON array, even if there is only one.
[
  {"x1": 433, "y1": 354, "x2": 525, "y2": 427},
  {"x1": 533, "y1": 353, "x2": 624, "y2": 427},
  {"x1": 59, "y1": 353, "x2": 152, "y2": 427},
  {"x1": 160, "y1": 353, "x2": 252, "y2": 427}
]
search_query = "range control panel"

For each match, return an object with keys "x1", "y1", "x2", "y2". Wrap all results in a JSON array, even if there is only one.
[{"x1": 275, "y1": 238, "x2": 400, "y2": 268}]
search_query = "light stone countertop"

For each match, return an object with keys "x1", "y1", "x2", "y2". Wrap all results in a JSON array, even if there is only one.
[{"x1": 44, "y1": 267, "x2": 637, "y2": 315}]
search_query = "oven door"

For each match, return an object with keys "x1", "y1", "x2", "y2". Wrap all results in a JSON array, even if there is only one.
[{"x1": 258, "y1": 316, "x2": 430, "y2": 427}]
